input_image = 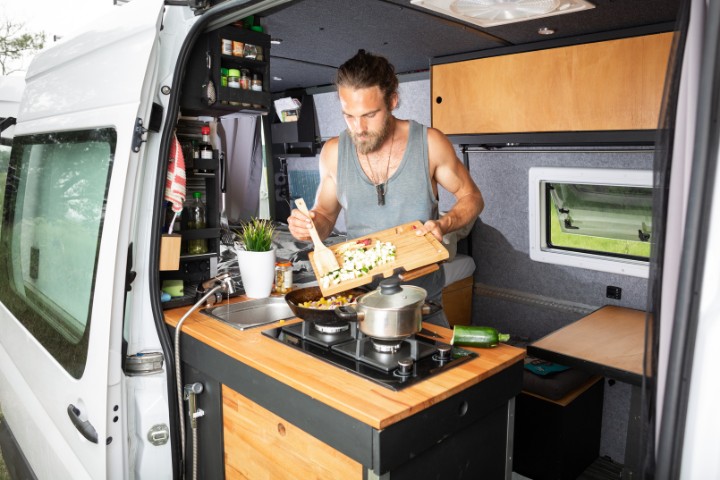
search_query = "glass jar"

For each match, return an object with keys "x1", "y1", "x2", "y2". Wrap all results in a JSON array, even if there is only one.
[
  {"x1": 232, "y1": 40, "x2": 245, "y2": 57},
  {"x1": 251, "y1": 73, "x2": 262, "y2": 92},
  {"x1": 275, "y1": 261, "x2": 293, "y2": 293},
  {"x1": 220, "y1": 68, "x2": 229, "y2": 88},
  {"x1": 221, "y1": 38, "x2": 233, "y2": 56},
  {"x1": 239, "y1": 69, "x2": 251, "y2": 90},
  {"x1": 227, "y1": 69, "x2": 240, "y2": 89},
  {"x1": 243, "y1": 43, "x2": 257, "y2": 60}
]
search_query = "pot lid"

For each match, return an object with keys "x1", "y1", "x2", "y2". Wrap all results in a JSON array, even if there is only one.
[{"x1": 358, "y1": 278, "x2": 427, "y2": 309}]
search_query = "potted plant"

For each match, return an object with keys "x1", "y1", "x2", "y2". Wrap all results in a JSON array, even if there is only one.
[{"x1": 234, "y1": 218, "x2": 277, "y2": 298}]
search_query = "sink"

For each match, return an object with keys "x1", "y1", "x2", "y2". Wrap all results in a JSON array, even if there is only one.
[{"x1": 201, "y1": 296, "x2": 295, "y2": 330}]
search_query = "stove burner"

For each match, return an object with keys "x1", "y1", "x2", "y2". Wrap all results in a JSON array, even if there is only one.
[
  {"x1": 261, "y1": 324, "x2": 478, "y2": 391},
  {"x1": 314, "y1": 323, "x2": 350, "y2": 335},
  {"x1": 370, "y1": 338, "x2": 404, "y2": 354}
]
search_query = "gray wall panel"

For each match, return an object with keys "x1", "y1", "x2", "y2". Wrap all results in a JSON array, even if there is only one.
[{"x1": 449, "y1": 149, "x2": 652, "y2": 338}]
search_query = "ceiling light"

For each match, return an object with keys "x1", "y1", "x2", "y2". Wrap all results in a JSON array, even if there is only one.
[
  {"x1": 270, "y1": 38, "x2": 283, "y2": 45},
  {"x1": 410, "y1": 0, "x2": 595, "y2": 28}
]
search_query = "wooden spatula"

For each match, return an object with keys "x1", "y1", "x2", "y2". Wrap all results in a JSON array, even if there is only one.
[{"x1": 294, "y1": 198, "x2": 340, "y2": 276}]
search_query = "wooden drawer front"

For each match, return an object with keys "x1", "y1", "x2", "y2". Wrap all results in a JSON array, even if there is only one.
[
  {"x1": 432, "y1": 32, "x2": 672, "y2": 135},
  {"x1": 223, "y1": 385, "x2": 363, "y2": 479}
]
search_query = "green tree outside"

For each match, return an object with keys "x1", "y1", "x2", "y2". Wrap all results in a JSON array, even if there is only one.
[{"x1": 0, "y1": 18, "x2": 45, "y2": 75}]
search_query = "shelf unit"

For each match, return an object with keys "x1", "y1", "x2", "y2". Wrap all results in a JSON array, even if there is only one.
[
  {"x1": 181, "y1": 26, "x2": 271, "y2": 118},
  {"x1": 161, "y1": 119, "x2": 222, "y2": 308}
]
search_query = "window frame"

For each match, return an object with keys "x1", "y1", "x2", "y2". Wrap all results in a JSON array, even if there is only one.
[{"x1": 528, "y1": 167, "x2": 652, "y2": 278}]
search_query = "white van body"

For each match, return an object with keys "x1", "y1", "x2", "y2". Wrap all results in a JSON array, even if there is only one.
[{"x1": 0, "y1": 0, "x2": 717, "y2": 479}]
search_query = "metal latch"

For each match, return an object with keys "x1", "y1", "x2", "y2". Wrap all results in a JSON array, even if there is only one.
[
  {"x1": 147, "y1": 424, "x2": 170, "y2": 446},
  {"x1": 132, "y1": 117, "x2": 148, "y2": 153}
]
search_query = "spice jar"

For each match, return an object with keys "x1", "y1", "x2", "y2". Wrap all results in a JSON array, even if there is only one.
[
  {"x1": 251, "y1": 73, "x2": 262, "y2": 92},
  {"x1": 239, "y1": 69, "x2": 251, "y2": 90},
  {"x1": 221, "y1": 38, "x2": 233, "y2": 56},
  {"x1": 232, "y1": 40, "x2": 245, "y2": 57},
  {"x1": 227, "y1": 69, "x2": 240, "y2": 89},
  {"x1": 243, "y1": 43, "x2": 257, "y2": 59},
  {"x1": 220, "y1": 68, "x2": 229, "y2": 87},
  {"x1": 275, "y1": 261, "x2": 293, "y2": 293}
]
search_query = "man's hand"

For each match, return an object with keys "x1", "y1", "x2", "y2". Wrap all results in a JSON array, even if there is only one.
[
  {"x1": 287, "y1": 208, "x2": 315, "y2": 242},
  {"x1": 416, "y1": 219, "x2": 444, "y2": 242}
]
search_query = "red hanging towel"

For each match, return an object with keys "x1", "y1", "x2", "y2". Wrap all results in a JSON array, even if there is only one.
[{"x1": 164, "y1": 135, "x2": 186, "y2": 232}]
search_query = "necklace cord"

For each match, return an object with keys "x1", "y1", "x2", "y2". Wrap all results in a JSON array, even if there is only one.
[{"x1": 358, "y1": 122, "x2": 395, "y2": 206}]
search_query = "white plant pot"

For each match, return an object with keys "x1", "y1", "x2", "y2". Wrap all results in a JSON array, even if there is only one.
[{"x1": 236, "y1": 248, "x2": 276, "y2": 298}]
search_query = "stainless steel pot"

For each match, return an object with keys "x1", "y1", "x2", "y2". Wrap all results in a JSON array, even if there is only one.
[{"x1": 335, "y1": 278, "x2": 431, "y2": 341}]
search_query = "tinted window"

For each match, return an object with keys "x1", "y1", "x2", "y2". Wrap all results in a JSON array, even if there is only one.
[
  {"x1": 545, "y1": 182, "x2": 652, "y2": 261},
  {"x1": 0, "y1": 130, "x2": 116, "y2": 378}
]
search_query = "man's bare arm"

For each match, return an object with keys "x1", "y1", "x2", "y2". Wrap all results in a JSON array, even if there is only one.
[{"x1": 420, "y1": 127, "x2": 484, "y2": 241}]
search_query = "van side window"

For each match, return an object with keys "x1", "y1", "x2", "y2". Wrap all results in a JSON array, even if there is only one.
[
  {"x1": 529, "y1": 167, "x2": 652, "y2": 278},
  {"x1": 0, "y1": 129, "x2": 116, "y2": 378},
  {"x1": 546, "y1": 183, "x2": 652, "y2": 260}
]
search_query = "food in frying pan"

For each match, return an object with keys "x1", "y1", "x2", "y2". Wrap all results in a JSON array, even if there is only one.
[{"x1": 299, "y1": 294, "x2": 357, "y2": 310}]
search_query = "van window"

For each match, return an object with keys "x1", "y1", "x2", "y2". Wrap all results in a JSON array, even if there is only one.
[
  {"x1": 0, "y1": 129, "x2": 116, "y2": 378},
  {"x1": 546, "y1": 183, "x2": 652, "y2": 259},
  {"x1": 529, "y1": 167, "x2": 652, "y2": 278}
]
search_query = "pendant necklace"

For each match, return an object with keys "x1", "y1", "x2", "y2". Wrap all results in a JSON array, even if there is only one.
[{"x1": 362, "y1": 125, "x2": 395, "y2": 206}]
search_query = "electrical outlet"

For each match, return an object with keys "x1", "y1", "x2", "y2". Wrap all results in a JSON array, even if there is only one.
[{"x1": 606, "y1": 286, "x2": 622, "y2": 300}]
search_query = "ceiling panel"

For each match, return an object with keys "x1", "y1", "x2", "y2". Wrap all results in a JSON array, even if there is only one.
[{"x1": 260, "y1": 0, "x2": 681, "y2": 93}]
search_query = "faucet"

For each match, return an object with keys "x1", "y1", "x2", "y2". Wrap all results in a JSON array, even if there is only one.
[{"x1": 198, "y1": 272, "x2": 236, "y2": 307}]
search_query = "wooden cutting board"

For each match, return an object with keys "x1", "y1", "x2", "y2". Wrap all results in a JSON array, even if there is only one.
[{"x1": 309, "y1": 221, "x2": 449, "y2": 296}]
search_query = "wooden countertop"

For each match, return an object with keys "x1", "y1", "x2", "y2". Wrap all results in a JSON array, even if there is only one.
[
  {"x1": 165, "y1": 296, "x2": 524, "y2": 430},
  {"x1": 528, "y1": 305, "x2": 648, "y2": 385}
]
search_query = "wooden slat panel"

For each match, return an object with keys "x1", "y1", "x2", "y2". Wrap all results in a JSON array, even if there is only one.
[
  {"x1": 223, "y1": 385, "x2": 363, "y2": 480},
  {"x1": 165, "y1": 301, "x2": 525, "y2": 429},
  {"x1": 310, "y1": 220, "x2": 449, "y2": 296},
  {"x1": 432, "y1": 33, "x2": 672, "y2": 135}
]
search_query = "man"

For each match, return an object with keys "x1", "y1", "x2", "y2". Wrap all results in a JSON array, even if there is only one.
[{"x1": 287, "y1": 49, "x2": 483, "y2": 327}]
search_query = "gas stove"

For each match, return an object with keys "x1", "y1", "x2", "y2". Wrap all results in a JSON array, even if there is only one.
[{"x1": 262, "y1": 321, "x2": 477, "y2": 391}]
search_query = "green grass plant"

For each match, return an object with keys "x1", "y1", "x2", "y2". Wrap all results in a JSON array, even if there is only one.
[{"x1": 235, "y1": 218, "x2": 276, "y2": 252}]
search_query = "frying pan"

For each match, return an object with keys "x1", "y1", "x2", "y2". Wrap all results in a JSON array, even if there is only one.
[{"x1": 284, "y1": 286, "x2": 368, "y2": 327}]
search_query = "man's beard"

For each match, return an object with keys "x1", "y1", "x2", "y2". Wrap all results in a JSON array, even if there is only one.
[{"x1": 351, "y1": 115, "x2": 392, "y2": 155}]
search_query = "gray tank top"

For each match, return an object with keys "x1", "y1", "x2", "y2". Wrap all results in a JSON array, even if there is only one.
[
  {"x1": 337, "y1": 119, "x2": 438, "y2": 238},
  {"x1": 336, "y1": 120, "x2": 446, "y2": 323}
]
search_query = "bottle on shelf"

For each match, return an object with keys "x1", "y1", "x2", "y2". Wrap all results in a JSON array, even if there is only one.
[
  {"x1": 195, "y1": 125, "x2": 213, "y2": 174},
  {"x1": 187, "y1": 192, "x2": 208, "y2": 255}
]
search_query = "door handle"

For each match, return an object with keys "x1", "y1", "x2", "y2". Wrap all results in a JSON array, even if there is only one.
[{"x1": 67, "y1": 404, "x2": 99, "y2": 444}]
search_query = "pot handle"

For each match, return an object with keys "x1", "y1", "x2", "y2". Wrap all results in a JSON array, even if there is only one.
[
  {"x1": 398, "y1": 263, "x2": 439, "y2": 282},
  {"x1": 335, "y1": 305, "x2": 362, "y2": 321}
]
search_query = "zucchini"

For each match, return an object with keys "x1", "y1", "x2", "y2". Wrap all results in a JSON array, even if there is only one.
[{"x1": 451, "y1": 326, "x2": 510, "y2": 348}]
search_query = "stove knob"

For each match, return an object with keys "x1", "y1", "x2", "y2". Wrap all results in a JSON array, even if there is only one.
[
  {"x1": 397, "y1": 358, "x2": 414, "y2": 376},
  {"x1": 437, "y1": 344, "x2": 452, "y2": 361}
]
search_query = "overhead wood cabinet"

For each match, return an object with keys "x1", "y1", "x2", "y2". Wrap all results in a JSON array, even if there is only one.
[{"x1": 431, "y1": 32, "x2": 673, "y2": 135}]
